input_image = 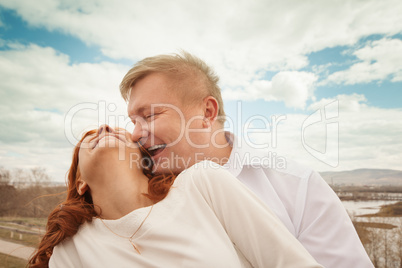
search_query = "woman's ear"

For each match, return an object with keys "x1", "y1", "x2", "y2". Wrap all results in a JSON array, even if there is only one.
[
  {"x1": 77, "y1": 179, "x2": 89, "y2": 196},
  {"x1": 203, "y1": 96, "x2": 219, "y2": 128}
]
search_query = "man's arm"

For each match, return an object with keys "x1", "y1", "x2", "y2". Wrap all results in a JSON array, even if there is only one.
[
  {"x1": 297, "y1": 171, "x2": 374, "y2": 268},
  {"x1": 190, "y1": 161, "x2": 323, "y2": 268}
]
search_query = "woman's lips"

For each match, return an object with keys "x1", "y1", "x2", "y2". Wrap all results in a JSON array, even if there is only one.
[{"x1": 93, "y1": 135, "x2": 124, "y2": 149}]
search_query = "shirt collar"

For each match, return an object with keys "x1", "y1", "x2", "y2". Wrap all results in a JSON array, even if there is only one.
[
  {"x1": 223, "y1": 131, "x2": 274, "y2": 176},
  {"x1": 223, "y1": 132, "x2": 242, "y2": 177}
]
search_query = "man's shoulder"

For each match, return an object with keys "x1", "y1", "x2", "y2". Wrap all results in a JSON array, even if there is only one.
[
  {"x1": 182, "y1": 160, "x2": 231, "y2": 183},
  {"x1": 227, "y1": 133, "x2": 314, "y2": 180},
  {"x1": 237, "y1": 145, "x2": 314, "y2": 181},
  {"x1": 176, "y1": 160, "x2": 222, "y2": 185},
  {"x1": 271, "y1": 157, "x2": 314, "y2": 180}
]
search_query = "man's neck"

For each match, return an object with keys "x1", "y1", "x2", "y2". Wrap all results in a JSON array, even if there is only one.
[{"x1": 204, "y1": 130, "x2": 232, "y2": 166}]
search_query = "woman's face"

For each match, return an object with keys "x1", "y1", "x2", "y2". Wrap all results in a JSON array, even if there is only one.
[{"x1": 78, "y1": 125, "x2": 142, "y2": 184}]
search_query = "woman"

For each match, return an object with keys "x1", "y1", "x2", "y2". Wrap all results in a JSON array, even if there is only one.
[{"x1": 29, "y1": 125, "x2": 322, "y2": 268}]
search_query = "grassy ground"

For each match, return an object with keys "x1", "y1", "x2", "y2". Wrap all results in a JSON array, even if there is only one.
[
  {"x1": 0, "y1": 217, "x2": 46, "y2": 228},
  {"x1": 360, "y1": 201, "x2": 402, "y2": 217},
  {"x1": 0, "y1": 252, "x2": 27, "y2": 268},
  {"x1": 0, "y1": 217, "x2": 45, "y2": 248},
  {"x1": 0, "y1": 229, "x2": 41, "y2": 248},
  {"x1": 354, "y1": 221, "x2": 397, "y2": 229}
]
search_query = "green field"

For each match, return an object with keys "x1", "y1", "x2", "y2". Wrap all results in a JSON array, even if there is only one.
[
  {"x1": 0, "y1": 252, "x2": 27, "y2": 268},
  {"x1": 0, "y1": 217, "x2": 47, "y2": 228},
  {"x1": 0, "y1": 217, "x2": 45, "y2": 248}
]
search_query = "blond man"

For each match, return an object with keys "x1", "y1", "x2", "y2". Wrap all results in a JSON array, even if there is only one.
[{"x1": 120, "y1": 51, "x2": 373, "y2": 268}]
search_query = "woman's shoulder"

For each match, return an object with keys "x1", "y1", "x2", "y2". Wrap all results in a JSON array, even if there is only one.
[
  {"x1": 50, "y1": 234, "x2": 80, "y2": 266},
  {"x1": 49, "y1": 221, "x2": 94, "y2": 266}
]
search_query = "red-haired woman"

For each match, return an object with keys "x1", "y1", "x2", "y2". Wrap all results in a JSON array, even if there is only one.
[{"x1": 29, "y1": 125, "x2": 321, "y2": 268}]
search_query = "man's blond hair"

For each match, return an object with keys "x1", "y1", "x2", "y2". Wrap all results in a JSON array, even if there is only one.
[{"x1": 120, "y1": 51, "x2": 225, "y2": 124}]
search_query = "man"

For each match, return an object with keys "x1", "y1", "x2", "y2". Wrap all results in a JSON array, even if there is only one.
[{"x1": 120, "y1": 51, "x2": 373, "y2": 267}]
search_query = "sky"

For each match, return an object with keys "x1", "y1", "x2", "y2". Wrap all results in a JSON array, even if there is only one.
[{"x1": 0, "y1": 0, "x2": 401, "y2": 182}]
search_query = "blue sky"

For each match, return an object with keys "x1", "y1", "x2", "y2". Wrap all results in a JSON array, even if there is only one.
[{"x1": 0, "y1": 0, "x2": 401, "y2": 182}]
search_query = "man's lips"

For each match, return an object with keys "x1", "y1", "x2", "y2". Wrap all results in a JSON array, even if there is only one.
[{"x1": 146, "y1": 144, "x2": 167, "y2": 156}]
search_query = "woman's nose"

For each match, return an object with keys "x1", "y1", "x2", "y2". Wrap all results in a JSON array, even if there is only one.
[{"x1": 98, "y1": 124, "x2": 114, "y2": 135}]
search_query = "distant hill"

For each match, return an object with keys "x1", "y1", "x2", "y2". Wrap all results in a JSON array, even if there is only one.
[{"x1": 320, "y1": 169, "x2": 402, "y2": 186}]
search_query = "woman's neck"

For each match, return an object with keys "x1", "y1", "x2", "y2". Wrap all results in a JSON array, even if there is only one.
[{"x1": 91, "y1": 169, "x2": 153, "y2": 220}]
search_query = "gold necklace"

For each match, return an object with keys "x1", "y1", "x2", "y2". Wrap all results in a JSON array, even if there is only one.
[{"x1": 99, "y1": 205, "x2": 154, "y2": 254}]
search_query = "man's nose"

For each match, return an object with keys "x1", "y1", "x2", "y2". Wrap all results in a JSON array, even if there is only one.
[
  {"x1": 131, "y1": 122, "x2": 148, "y2": 143},
  {"x1": 98, "y1": 124, "x2": 114, "y2": 135}
]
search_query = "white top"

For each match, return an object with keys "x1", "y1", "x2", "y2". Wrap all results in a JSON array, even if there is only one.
[
  {"x1": 50, "y1": 161, "x2": 322, "y2": 268},
  {"x1": 223, "y1": 132, "x2": 373, "y2": 268}
]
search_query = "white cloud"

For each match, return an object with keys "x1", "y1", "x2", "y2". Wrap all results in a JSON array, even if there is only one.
[
  {"x1": 271, "y1": 72, "x2": 317, "y2": 109},
  {"x1": 0, "y1": 0, "x2": 401, "y2": 179},
  {"x1": 1, "y1": 0, "x2": 402, "y2": 89},
  {"x1": 223, "y1": 71, "x2": 317, "y2": 109},
  {"x1": 308, "y1": 93, "x2": 368, "y2": 113},
  {"x1": 324, "y1": 38, "x2": 402, "y2": 84},
  {"x1": 0, "y1": 42, "x2": 132, "y2": 180},
  {"x1": 249, "y1": 94, "x2": 402, "y2": 172},
  {"x1": 0, "y1": 42, "x2": 129, "y2": 111},
  {"x1": 0, "y1": 43, "x2": 400, "y2": 180}
]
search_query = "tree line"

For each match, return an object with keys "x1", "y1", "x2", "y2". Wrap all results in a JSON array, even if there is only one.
[{"x1": 0, "y1": 166, "x2": 66, "y2": 218}]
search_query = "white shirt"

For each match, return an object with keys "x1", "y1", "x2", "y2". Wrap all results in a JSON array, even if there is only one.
[
  {"x1": 223, "y1": 132, "x2": 373, "y2": 268},
  {"x1": 50, "y1": 161, "x2": 322, "y2": 268}
]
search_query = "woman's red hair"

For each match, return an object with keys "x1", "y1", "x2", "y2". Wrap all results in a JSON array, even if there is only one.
[{"x1": 28, "y1": 129, "x2": 175, "y2": 267}]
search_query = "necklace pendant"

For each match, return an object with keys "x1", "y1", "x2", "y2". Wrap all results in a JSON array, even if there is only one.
[
  {"x1": 100, "y1": 205, "x2": 153, "y2": 256},
  {"x1": 130, "y1": 239, "x2": 141, "y2": 254}
]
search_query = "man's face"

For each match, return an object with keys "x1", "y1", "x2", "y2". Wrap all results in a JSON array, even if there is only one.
[{"x1": 127, "y1": 72, "x2": 208, "y2": 174}]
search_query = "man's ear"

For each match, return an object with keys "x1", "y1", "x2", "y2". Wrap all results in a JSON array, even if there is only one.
[
  {"x1": 77, "y1": 179, "x2": 89, "y2": 196},
  {"x1": 202, "y1": 96, "x2": 219, "y2": 128}
]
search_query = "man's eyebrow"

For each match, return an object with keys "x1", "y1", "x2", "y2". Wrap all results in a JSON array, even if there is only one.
[
  {"x1": 129, "y1": 104, "x2": 166, "y2": 116},
  {"x1": 129, "y1": 106, "x2": 147, "y2": 117},
  {"x1": 129, "y1": 106, "x2": 155, "y2": 122}
]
